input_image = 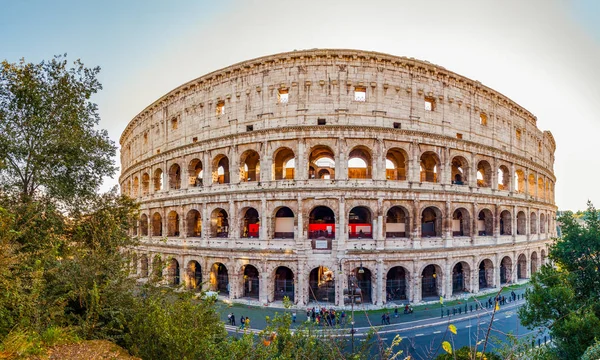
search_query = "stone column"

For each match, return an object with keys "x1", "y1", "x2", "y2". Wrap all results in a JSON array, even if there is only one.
[
  {"x1": 375, "y1": 138, "x2": 385, "y2": 181},
  {"x1": 471, "y1": 202, "x2": 477, "y2": 243},
  {"x1": 337, "y1": 197, "x2": 346, "y2": 250},
  {"x1": 376, "y1": 259, "x2": 384, "y2": 306},
  {"x1": 412, "y1": 261, "x2": 421, "y2": 303},
  {"x1": 297, "y1": 261, "x2": 306, "y2": 306},
  {"x1": 230, "y1": 145, "x2": 240, "y2": 185},
  {"x1": 203, "y1": 151, "x2": 211, "y2": 186},
  {"x1": 441, "y1": 147, "x2": 450, "y2": 185},
  {"x1": 494, "y1": 253, "x2": 501, "y2": 288},
  {"x1": 492, "y1": 157, "x2": 498, "y2": 190},
  {"x1": 201, "y1": 202, "x2": 208, "y2": 245},
  {"x1": 260, "y1": 198, "x2": 267, "y2": 240},
  {"x1": 413, "y1": 200, "x2": 421, "y2": 248},
  {"x1": 259, "y1": 270, "x2": 269, "y2": 304},
  {"x1": 444, "y1": 201, "x2": 452, "y2": 247},
  {"x1": 228, "y1": 200, "x2": 236, "y2": 247},
  {"x1": 526, "y1": 206, "x2": 531, "y2": 241},
  {"x1": 297, "y1": 139, "x2": 306, "y2": 180},
  {"x1": 510, "y1": 163, "x2": 516, "y2": 192},
  {"x1": 337, "y1": 138, "x2": 347, "y2": 180},
  {"x1": 376, "y1": 197, "x2": 384, "y2": 249},
  {"x1": 512, "y1": 205, "x2": 517, "y2": 242},
  {"x1": 471, "y1": 256, "x2": 479, "y2": 293},
  {"x1": 296, "y1": 196, "x2": 304, "y2": 250},
  {"x1": 444, "y1": 261, "x2": 451, "y2": 299},
  {"x1": 410, "y1": 140, "x2": 420, "y2": 183}
]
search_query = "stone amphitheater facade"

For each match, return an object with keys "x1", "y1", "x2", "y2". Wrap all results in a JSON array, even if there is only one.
[{"x1": 119, "y1": 49, "x2": 557, "y2": 307}]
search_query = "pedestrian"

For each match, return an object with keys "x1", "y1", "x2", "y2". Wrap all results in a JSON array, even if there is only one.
[
  {"x1": 341, "y1": 310, "x2": 346, "y2": 325},
  {"x1": 227, "y1": 312, "x2": 232, "y2": 325},
  {"x1": 231, "y1": 313, "x2": 236, "y2": 326},
  {"x1": 292, "y1": 311, "x2": 297, "y2": 323},
  {"x1": 240, "y1": 316, "x2": 245, "y2": 329},
  {"x1": 381, "y1": 313, "x2": 386, "y2": 325},
  {"x1": 245, "y1": 316, "x2": 250, "y2": 329},
  {"x1": 394, "y1": 307, "x2": 399, "y2": 318},
  {"x1": 386, "y1": 313, "x2": 391, "y2": 325}
]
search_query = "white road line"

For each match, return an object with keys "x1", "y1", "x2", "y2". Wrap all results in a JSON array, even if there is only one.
[
  {"x1": 493, "y1": 318, "x2": 499, "y2": 322},
  {"x1": 433, "y1": 330, "x2": 441, "y2": 334},
  {"x1": 465, "y1": 325, "x2": 472, "y2": 328},
  {"x1": 415, "y1": 333, "x2": 425, "y2": 337},
  {"x1": 505, "y1": 315, "x2": 512, "y2": 318}
]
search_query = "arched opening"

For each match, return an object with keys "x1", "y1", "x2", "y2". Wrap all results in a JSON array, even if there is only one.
[
  {"x1": 242, "y1": 265, "x2": 259, "y2": 299},
  {"x1": 213, "y1": 155, "x2": 230, "y2": 184},
  {"x1": 528, "y1": 174, "x2": 536, "y2": 197},
  {"x1": 210, "y1": 208, "x2": 229, "y2": 238},
  {"x1": 478, "y1": 259, "x2": 494, "y2": 289},
  {"x1": 240, "y1": 150, "x2": 260, "y2": 182},
  {"x1": 274, "y1": 207, "x2": 294, "y2": 239},
  {"x1": 386, "y1": 266, "x2": 409, "y2": 301},
  {"x1": 241, "y1": 207, "x2": 260, "y2": 238},
  {"x1": 421, "y1": 264, "x2": 442, "y2": 299},
  {"x1": 140, "y1": 214, "x2": 149, "y2": 236},
  {"x1": 541, "y1": 249, "x2": 546, "y2": 264},
  {"x1": 186, "y1": 210, "x2": 202, "y2": 237},
  {"x1": 348, "y1": 206, "x2": 372, "y2": 238},
  {"x1": 517, "y1": 211, "x2": 526, "y2": 235},
  {"x1": 308, "y1": 146, "x2": 335, "y2": 179},
  {"x1": 517, "y1": 254, "x2": 527, "y2": 279},
  {"x1": 167, "y1": 258, "x2": 180, "y2": 285},
  {"x1": 546, "y1": 182, "x2": 550, "y2": 201},
  {"x1": 152, "y1": 212, "x2": 162, "y2": 237},
  {"x1": 477, "y1": 160, "x2": 492, "y2": 187},
  {"x1": 540, "y1": 213, "x2": 546, "y2": 234},
  {"x1": 152, "y1": 255, "x2": 163, "y2": 281},
  {"x1": 153, "y1": 168, "x2": 163, "y2": 191},
  {"x1": 420, "y1": 152, "x2": 440, "y2": 183},
  {"x1": 531, "y1": 252, "x2": 539, "y2": 275},
  {"x1": 500, "y1": 210, "x2": 512, "y2": 235},
  {"x1": 273, "y1": 147, "x2": 295, "y2": 180},
  {"x1": 187, "y1": 260, "x2": 202, "y2": 290},
  {"x1": 515, "y1": 170, "x2": 525, "y2": 193},
  {"x1": 167, "y1": 211, "x2": 179, "y2": 237},
  {"x1": 309, "y1": 266, "x2": 335, "y2": 303},
  {"x1": 538, "y1": 178, "x2": 544, "y2": 198},
  {"x1": 348, "y1": 146, "x2": 372, "y2": 179},
  {"x1": 500, "y1": 256, "x2": 512, "y2": 284},
  {"x1": 140, "y1": 254, "x2": 149, "y2": 277},
  {"x1": 386, "y1": 148, "x2": 408, "y2": 180},
  {"x1": 422, "y1": 207, "x2": 442, "y2": 237},
  {"x1": 131, "y1": 253, "x2": 138, "y2": 275},
  {"x1": 132, "y1": 176, "x2": 139, "y2": 196},
  {"x1": 188, "y1": 159, "x2": 203, "y2": 187},
  {"x1": 530, "y1": 212, "x2": 538, "y2": 234},
  {"x1": 452, "y1": 262, "x2": 471, "y2": 294},
  {"x1": 386, "y1": 206, "x2": 409, "y2": 238},
  {"x1": 274, "y1": 266, "x2": 294, "y2": 301},
  {"x1": 451, "y1": 156, "x2": 469, "y2": 185},
  {"x1": 452, "y1": 208, "x2": 471, "y2": 237},
  {"x1": 308, "y1": 206, "x2": 335, "y2": 245},
  {"x1": 478, "y1": 209, "x2": 493, "y2": 236},
  {"x1": 210, "y1": 263, "x2": 229, "y2": 294},
  {"x1": 498, "y1": 165, "x2": 510, "y2": 190},
  {"x1": 142, "y1": 173, "x2": 150, "y2": 195},
  {"x1": 350, "y1": 267, "x2": 373, "y2": 304},
  {"x1": 168, "y1": 164, "x2": 181, "y2": 190}
]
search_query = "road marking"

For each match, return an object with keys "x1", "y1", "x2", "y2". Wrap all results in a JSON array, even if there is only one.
[
  {"x1": 433, "y1": 330, "x2": 441, "y2": 334},
  {"x1": 493, "y1": 319, "x2": 499, "y2": 322},
  {"x1": 415, "y1": 333, "x2": 425, "y2": 337},
  {"x1": 380, "y1": 338, "x2": 388, "y2": 341},
  {"x1": 505, "y1": 315, "x2": 512, "y2": 318},
  {"x1": 465, "y1": 325, "x2": 472, "y2": 328}
]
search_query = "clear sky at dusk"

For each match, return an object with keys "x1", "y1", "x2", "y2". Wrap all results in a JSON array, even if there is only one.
[{"x1": 1, "y1": 0, "x2": 599, "y2": 210}]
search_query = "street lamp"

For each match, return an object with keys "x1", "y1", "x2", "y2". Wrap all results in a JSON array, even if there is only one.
[{"x1": 349, "y1": 260, "x2": 364, "y2": 354}]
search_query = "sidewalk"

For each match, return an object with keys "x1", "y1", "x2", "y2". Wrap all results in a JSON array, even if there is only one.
[{"x1": 216, "y1": 284, "x2": 529, "y2": 331}]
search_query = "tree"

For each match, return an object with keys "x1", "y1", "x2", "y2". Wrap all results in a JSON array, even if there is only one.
[
  {"x1": 0, "y1": 55, "x2": 116, "y2": 203},
  {"x1": 519, "y1": 201, "x2": 600, "y2": 359}
]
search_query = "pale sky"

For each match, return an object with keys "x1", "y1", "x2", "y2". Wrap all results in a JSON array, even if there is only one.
[{"x1": 1, "y1": 0, "x2": 599, "y2": 211}]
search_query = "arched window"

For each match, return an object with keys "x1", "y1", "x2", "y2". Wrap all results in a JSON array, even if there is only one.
[
  {"x1": 528, "y1": 174, "x2": 536, "y2": 196},
  {"x1": 309, "y1": 146, "x2": 335, "y2": 179},
  {"x1": 515, "y1": 170, "x2": 525, "y2": 193},
  {"x1": 152, "y1": 212, "x2": 162, "y2": 236},
  {"x1": 153, "y1": 169, "x2": 163, "y2": 191},
  {"x1": 167, "y1": 211, "x2": 180, "y2": 237},
  {"x1": 477, "y1": 160, "x2": 492, "y2": 188},
  {"x1": 168, "y1": 164, "x2": 181, "y2": 190},
  {"x1": 140, "y1": 214, "x2": 149, "y2": 236},
  {"x1": 478, "y1": 209, "x2": 493, "y2": 236},
  {"x1": 500, "y1": 210, "x2": 512, "y2": 235},
  {"x1": 421, "y1": 207, "x2": 442, "y2": 237},
  {"x1": 348, "y1": 146, "x2": 372, "y2": 179},
  {"x1": 240, "y1": 150, "x2": 260, "y2": 182},
  {"x1": 241, "y1": 207, "x2": 260, "y2": 238},
  {"x1": 210, "y1": 209, "x2": 229, "y2": 237},
  {"x1": 348, "y1": 206, "x2": 372, "y2": 238},
  {"x1": 274, "y1": 207, "x2": 294, "y2": 238},
  {"x1": 498, "y1": 165, "x2": 510, "y2": 190},
  {"x1": 386, "y1": 148, "x2": 408, "y2": 180},
  {"x1": 452, "y1": 208, "x2": 471, "y2": 237},
  {"x1": 451, "y1": 156, "x2": 469, "y2": 185},
  {"x1": 385, "y1": 206, "x2": 410, "y2": 238},
  {"x1": 188, "y1": 159, "x2": 203, "y2": 187},
  {"x1": 273, "y1": 148, "x2": 295, "y2": 180},
  {"x1": 309, "y1": 206, "x2": 335, "y2": 248},
  {"x1": 420, "y1": 152, "x2": 440, "y2": 183},
  {"x1": 213, "y1": 155, "x2": 230, "y2": 184}
]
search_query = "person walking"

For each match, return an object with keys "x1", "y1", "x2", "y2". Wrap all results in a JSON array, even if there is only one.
[
  {"x1": 292, "y1": 311, "x2": 297, "y2": 323},
  {"x1": 394, "y1": 307, "x2": 399, "y2": 318},
  {"x1": 381, "y1": 313, "x2": 386, "y2": 325},
  {"x1": 227, "y1": 312, "x2": 232, "y2": 325},
  {"x1": 240, "y1": 316, "x2": 245, "y2": 329},
  {"x1": 231, "y1": 313, "x2": 236, "y2": 326},
  {"x1": 385, "y1": 313, "x2": 391, "y2": 325},
  {"x1": 245, "y1": 316, "x2": 250, "y2": 329}
]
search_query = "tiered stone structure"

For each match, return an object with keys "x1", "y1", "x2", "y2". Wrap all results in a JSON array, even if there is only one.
[{"x1": 120, "y1": 49, "x2": 557, "y2": 307}]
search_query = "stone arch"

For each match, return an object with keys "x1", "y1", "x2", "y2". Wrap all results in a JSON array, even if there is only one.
[
  {"x1": 142, "y1": 173, "x2": 150, "y2": 195},
  {"x1": 273, "y1": 206, "x2": 295, "y2": 239},
  {"x1": 167, "y1": 210, "x2": 179, "y2": 237},
  {"x1": 528, "y1": 174, "x2": 536, "y2": 197},
  {"x1": 451, "y1": 156, "x2": 469, "y2": 185},
  {"x1": 515, "y1": 169, "x2": 525, "y2": 193},
  {"x1": 130, "y1": 252, "x2": 137, "y2": 275},
  {"x1": 210, "y1": 208, "x2": 229, "y2": 237},
  {"x1": 309, "y1": 265, "x2": 335, "y2": 304},
  {"x1": 273, "y1": 147, "x2": 295, "y2": 180},
  {"x1": 240, "y1": 149, "x2": 260, "y2": 182},
  {"x1": 421, "y1": 264, "x2": 443, "y2": 299},
  {"x1": 386, "y1": 147, "x2": 408, "y2": 180},
  {"x1": 530, "y1": 252, "x2": 539, "y2": 274},
  {"x1": 140, "y1": 214, "x2": 149, "y2": 236},
  {"x1": 186, "y1": 260, "x2": 202, "y2": 290},
  {"x1": 452, "y1": 207, "x2": 471, "y2": 237},
  {"x1": 348, "y1": 206, "x2": 373, "y2": 238},
  {"x1": 186, "y1": 209, "x2": 202, "y2": 237},
  {"x1": 500, "y1": 210, "x2": 512, "y2": 235},
  {"x1": 274, "y1": 266, "x2": 294, "y2": 301},
  {"x1": 530, "y1": 212, "x2": 538, "y2": 234},
  {"x1": 308, "y1": 145, "x2": 335, "y2": 179},
  {"x1": 385, "y1": 206, "x2": 410, "y2": 238},
  {"x1": 153, "y1": 168, "x2": 163, "y2": 191},
  {"x1": 517, "y1": 254, "x2": 527, "y2": 279},
  {"x1": 500, "y1": 256, "x2": 512, "y2": 284},
  {"x1": 140, "y1": 254, "x2": 149, "y2": 277},
  {"x1": 167, "y1": 258, "x2": 180, "y2": 285},
  {"x1": 420, "y1": 151, "x2": 440, "y2": 183},
  {"x1": 240, "y1": 207, "x2": 260, "y2": 238},
  {"x1": 541, "y1": 249, "x2": 547, "y2": 264},
  {"x1": 476, "y1": 160, "x2": 492, "y2": 187},
  {"x1": 210, "y1": 262, "x2": 229, "y2": 294},
  {"x1": 152, "y1": 254, "x2": 163, "y2": 281},
  {"x1": 212, "y1": 154, "x2": 230, "y2": 184},
  {"x1": 350, "y1": 266, "x2": 373, "y2": 304},
  {"x1": 348, "y1": 146, "x2": 372, "y2": 179},
  {"x1": 422, "y1": 206, "x2": 443, "y2": 237},
  {"x1": 452, "y1": 261, "x2": 471, "y2": 294},
  {"x1": 308, "y1": 206, "x2": 336, "y2": 242},
  {"x1": 545, "y1": 182, "x2": 550, "y2": 202},
  {"x1": 132, "y1": 176, "x2": 139, "y2": 195},
  {"x1": 188, "y1": 158, "x2": 203, "y2": 187},
  {"x1": 478, "y1": 258, "x2": 494, "y2": 289},
  {"x1": 538, "y1": 178, "x2": 544, "y2": 199},
  {"x1": 517, "y1": 211, "x2": 526, "y2": 235},
  {"x1": 498, "y1": 165, "x2": 510, "y2": 190},
  {"x1": 242, "y1": 264, "x2": 260, "y2": 299},
  {"x1": 152, "y1": 212, "x2": 162, "y2": 237},
  {"x1": 386, "y1": 266, "x2": 410, "y2": 301},
  {"x1": 477, "y1": 208, "x2": 493, "y2": 236},
  {"x1": 168, "y1": 163, "x2": 181, "y2": 190},
  {"x1": 540, "y1": 213, "x2": 546, "y2": 234}
]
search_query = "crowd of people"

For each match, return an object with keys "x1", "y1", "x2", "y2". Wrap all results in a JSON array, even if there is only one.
[
  {"x1": 227, "y1": 313, "x2": 251, "y2": 330},
  {"x1": 306, "y1": 307, "x2": 346, "y2": 326}
]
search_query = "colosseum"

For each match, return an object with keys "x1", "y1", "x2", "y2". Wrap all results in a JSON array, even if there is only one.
[{"x1": 120, "y1": 49, "x2": 557, "y2": 308}]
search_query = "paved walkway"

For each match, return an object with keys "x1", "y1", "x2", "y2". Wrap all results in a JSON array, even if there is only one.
[{"x1": 216, "y1": 284, "x2": 529, "y2": 332}]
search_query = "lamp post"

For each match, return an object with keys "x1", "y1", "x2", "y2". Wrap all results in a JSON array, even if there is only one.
[{"x1": 348, "y1": 260, "x2": 364, "y2": 355}]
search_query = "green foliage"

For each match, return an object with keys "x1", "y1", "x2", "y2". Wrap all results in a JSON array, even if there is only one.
[
  {"x1": 434, "y1": 345, "x2": 501, "y2": 360},
  {"x1": 519, "y1": 201, "x2": 600, "y2": 359},
  {"x1": 582, "y1": 340, "x2": 600, "y2": 360},
  {"x1": 0, "y1": 55, "x2": 116, "y2": 203}
]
